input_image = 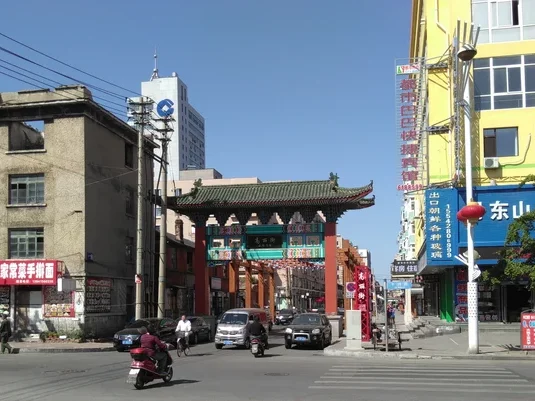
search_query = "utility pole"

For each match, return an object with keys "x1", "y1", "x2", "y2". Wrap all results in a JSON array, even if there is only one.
[
  {"x1": 156, "y1": 116, "x2": 174, "y2": 318},
  {"x1": 127, "y1": 96, "x2": 154, "y2": 321}
]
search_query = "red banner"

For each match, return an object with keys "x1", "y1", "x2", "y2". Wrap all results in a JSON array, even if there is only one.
[
  {"x1": 0, "y1": 260, "x2": 58, "y2": 285},
  {"x1": 521, "y1": 311, "x2": 535, "y2": 350},
  {"x1": 354, "y1": 265, "x2": 371, "y2": 341}
]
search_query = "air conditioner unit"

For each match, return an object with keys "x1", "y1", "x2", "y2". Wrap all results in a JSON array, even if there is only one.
[{"x1": 484, "y1": 157, "x2": 500, "y2": 169}]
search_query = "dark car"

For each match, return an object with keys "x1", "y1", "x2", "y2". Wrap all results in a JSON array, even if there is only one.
[
  {"x1": 276, "y1": 309, "x2": 295, "y2": 325},
  {"x1": 181, "y1": 316, "x2": 213, "y2": 344},
  {"x1": 284, "y1": 313, "x2": 332, "y2": 350},
  {"x1": 113, "y1": 318, "x2": 177, "y2": 352}
]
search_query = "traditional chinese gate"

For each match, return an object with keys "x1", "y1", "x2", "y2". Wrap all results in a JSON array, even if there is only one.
[{"x1": 168, "y1": 175, "x2": 375, "y2": 317}]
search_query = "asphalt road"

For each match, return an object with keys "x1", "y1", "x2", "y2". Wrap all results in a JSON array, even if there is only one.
[{"x1": 1, "y1": 328, "x2": 535, "y2": 401}]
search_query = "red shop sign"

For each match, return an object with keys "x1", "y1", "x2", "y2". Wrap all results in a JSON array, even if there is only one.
[
  {"x1": 521, "y1": 311, "x2": 535, "y2": 350},
  {"x1": 0, "y1": 260, "x2": 59, "y2": 286}
]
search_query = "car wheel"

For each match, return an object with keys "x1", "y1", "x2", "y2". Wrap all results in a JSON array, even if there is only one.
[
  {"x1": 207, "y1": 331, "x2": 212, "y2": 342},
  {"x1": 244, "y1": 338, "x2": 251, "y2": 349},
  {"x1": 193, "y1": 333, "x2": 198, "y2": 345},
  {"x1": 215, "y1": 343, "x2": 223, "y2": 349},
  {"x1": 318, "y1": 336, "x2": 325, "y2": 350}
]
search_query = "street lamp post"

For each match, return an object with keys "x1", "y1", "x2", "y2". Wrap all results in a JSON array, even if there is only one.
[{"x1": 455, "y1": 27, "x2": 483, "y2": 354}]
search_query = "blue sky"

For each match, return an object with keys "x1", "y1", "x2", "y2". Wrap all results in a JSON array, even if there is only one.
[{"x1": 0, "y1": 0, "x2": 411, "y2": 279}]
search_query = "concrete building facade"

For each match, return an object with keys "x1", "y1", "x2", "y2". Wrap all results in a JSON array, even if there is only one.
[{"x1": 0, "y1": 86, "x2": 156, "y2": 338}]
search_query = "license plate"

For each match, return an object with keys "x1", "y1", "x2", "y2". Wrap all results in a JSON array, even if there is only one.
[
  {"x1": 122, "y1": 340, "x2": 133, "y2": 345},
  {"x1": 223, "y1": 340, "x2": 233, "y2": 345},
  {"x1": 295, "y1": 337, "x2": 306, "y2": 341},
  {"x1": 129, "y1": 369, "x2": 140, "y2": 375},
  {"x1": 251, "y1": 344, "x2": 258, "y2": 352}
]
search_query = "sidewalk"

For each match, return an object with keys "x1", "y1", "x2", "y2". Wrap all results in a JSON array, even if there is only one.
[
  {"x1": 328, "y1": 313, "x2": 532, "y2": 360},
  {"x1": 7, "y1": 340, "x2": 115, "y2": 353}
]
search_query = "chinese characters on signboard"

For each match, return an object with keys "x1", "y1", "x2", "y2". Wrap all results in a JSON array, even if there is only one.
[
  {"x1": 391, "y1": 260, "x2": 418, "y2": 276},
  {"x1": 0, "y1": 286, "x2": 9, "y2": 313},
  {"x1": 425, "y1": 189, "x2": 458, "y2": 265},
  {"x1": 354, "y1": 266, "x2": 371, "y2": 342},
  {"x1": 246, "y1": 234, "x2": 283, "y2": 249},
  {"x1": 521, "y1": 312, "x2": 535, "y2": 350},
  {"x1": 0, "y1": 260, "x2": 58, "y2": 285},
  {"x1": 85, "y1": 278, "x2": 112, "y2": 313},
  {"x1": 396, "y1": 60, "x2": 423, "y2": 192}
]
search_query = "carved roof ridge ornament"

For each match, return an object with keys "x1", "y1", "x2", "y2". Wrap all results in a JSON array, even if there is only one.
[
  {"x1": 191, "y1": 178, "x2": 203, "y2": 197},
  {"x1": 329, "y1": 172, "x2": 339, "y2": 191}
]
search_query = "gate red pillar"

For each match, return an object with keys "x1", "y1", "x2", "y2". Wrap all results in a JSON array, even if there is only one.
[
  {"x1": 229, "y1": 261, "x2": 239, "y2": 309},
  {"x1": 258, "y1": 270, "x2": 265, "y2": 308},
  {"x1": 194, "y1": 222, "x2": 209, "y2": 315},
  {"x1": 324, "y1": 222, "x2": 337, "y2": 315}
]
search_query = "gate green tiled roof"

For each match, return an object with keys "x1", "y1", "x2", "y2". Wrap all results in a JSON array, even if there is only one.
[{"x1": 169, "y1": 179, "x2": 374, "y2": 211}]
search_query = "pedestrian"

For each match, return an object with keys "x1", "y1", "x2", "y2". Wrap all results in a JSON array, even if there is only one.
[{"x1": 0, "y1": 311, "x2": 13, "y2": 354}]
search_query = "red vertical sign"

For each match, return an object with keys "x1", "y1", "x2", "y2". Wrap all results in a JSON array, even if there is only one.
[
  {"x1": 521, "y1": 311, "x2": 535, "y2": 350},
  {"x1": 354, "y1": 265, "x2": 371, "y2": 341}
]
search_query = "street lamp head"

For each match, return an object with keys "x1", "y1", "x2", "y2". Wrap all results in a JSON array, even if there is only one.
[{"x1": 457, "y1": 44, "x2": 477, "y2": 62}]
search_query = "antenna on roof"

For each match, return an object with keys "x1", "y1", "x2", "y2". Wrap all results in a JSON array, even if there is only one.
[{"x1": 150, "y1": 48, "x2": 159, "y2": 81}]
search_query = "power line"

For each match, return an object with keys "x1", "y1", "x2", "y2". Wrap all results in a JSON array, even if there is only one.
[
  {"x1": 0, "y1": 59, "x2": 129, "y2": 113},
  {"x1": 0, "y1": 31, "x2": 140, "y2": 97}
]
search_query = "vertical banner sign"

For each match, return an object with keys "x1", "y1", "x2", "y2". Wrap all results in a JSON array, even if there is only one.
[
  {"x1": 521, "y1": 311, "x2": 535, "y2": 350},
  {"x1": 354, "y1": 265, "x2": 371, "y2": 341},
  {"x1": 395, "y1": 59, "x2": 425, "y2": 192},
  {"x1": 425, "y1": 188, "x2": 459, "y2": 265}
]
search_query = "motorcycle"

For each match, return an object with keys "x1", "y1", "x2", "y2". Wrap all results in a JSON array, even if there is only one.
[
  {"x1": 250, "y1": 336, "x2": 265, "y2": 358},
  {"x1": 127, "y1": 344, "x2": 174, "y2": 389}
]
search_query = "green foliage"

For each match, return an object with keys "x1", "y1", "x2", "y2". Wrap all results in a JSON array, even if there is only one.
[{"x1": 484, "y1": 175, "x2": 535, "y2": 288}]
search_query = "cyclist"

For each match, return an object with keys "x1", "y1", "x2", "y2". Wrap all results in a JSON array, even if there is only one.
[{"x1": 175, "y1": 315, "x2": 192, "y2": 347}]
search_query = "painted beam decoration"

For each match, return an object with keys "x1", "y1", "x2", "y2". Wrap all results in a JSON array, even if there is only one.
[{"x1": 206, "y1": 223, "x2": 324, "y2": 263}]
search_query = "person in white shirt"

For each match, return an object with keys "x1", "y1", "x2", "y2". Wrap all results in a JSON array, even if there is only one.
[{"x1": 175, "y1": 315, "x2": 192, "y2": 346}]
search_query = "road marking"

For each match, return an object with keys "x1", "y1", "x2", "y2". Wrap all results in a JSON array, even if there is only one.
[
  {"x1": 308, "y1": 386, "x2": 535, "y2": 395},
  {"x1": 330, "y1": 366, "x2": 510, "y2": 372},
  {"x1": 320, "y1": 376, "x2": 528, "y2": 382},
  {"x1": 450, "y1": 337, "x2": 460, "y2": 345},
  {"x1": 315, "y1": 380, "x2": 533, "y2": 387}
]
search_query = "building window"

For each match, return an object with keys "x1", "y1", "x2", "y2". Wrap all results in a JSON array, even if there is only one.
[
  {"x1": 174, "y1": 188, "x2": 182, "y2": 196},
  {"x1": 155, "y1": 206, "x2": 162, "y2": 218},
  {"x1": 483, "y1": 127, "x2": 519, "y2": 157},
  {"x1": 125, "y1": 236, "x2": 134, "y2": 263},
  {"x1": 472, "y1": 0, "x2": 535, "y2": 44},
  {"x1": 125, "y1": 142, "x2": 134, "y2": 168},
  {"x1": 8, "y1": 121, "x2": 45, "y2": 152},
  {"x1": 9, "y1": 174, "x2": 45, "y2": 205},
  {"x1": 474, "y1": 55, "x2": 535, "y2": 111},
  {"x1": 9, "y1": 228, "x2": 44, "y2": 258},
  {"x1": 125, "y1": 187, "x2": 134, "y2": 215}
]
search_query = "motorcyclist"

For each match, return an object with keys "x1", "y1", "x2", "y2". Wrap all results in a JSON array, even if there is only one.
[
  {"x1": 139, "y1": 326, "x2": 168, "y2": 373},
  {"x1": 247, "y1": 315, "x2": 268, "y2": 349}
]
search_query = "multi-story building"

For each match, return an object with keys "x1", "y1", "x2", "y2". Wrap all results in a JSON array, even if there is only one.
[
  {"x1": 0, "y1": 86, "x2": 156, "y2": 337},
  {"x1": 140, "y1": 57, "x2": 206, "y2": 178},
  {"x1": 398, "y1": 0, "x2": 535, "y2": 323}
]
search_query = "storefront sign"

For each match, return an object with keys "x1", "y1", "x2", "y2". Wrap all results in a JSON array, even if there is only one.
[
  {"x1": 395, "y1": 58, "x2": 424, "y2": 192},
  {"x1": 458, "y1": 185, "x2": 535, "y2": 249},
  {"x1": 521, "y1": 311, "x2": 535, "y2": 350},
  {"x1": 0, "y1": 260, "x2": 58, "y2": 285},
  {"x1": 454, "y1": 267, "x2": 468, "y2": 321},
  {"x1": 85, "y1": 278, "x2": 112, "y2": 313},
  {"x1": 0, "y1": 286, "x2": 9, "y2": 312},
  {"x1": 43, "y1": 286, "x2": 74, "y2": 318},
  {"x1": 425, "y1": 189, "x2": 458, "y2": 266},
  {"x1": 391, "y1": 260, "x2": 418, "y2": 276}
]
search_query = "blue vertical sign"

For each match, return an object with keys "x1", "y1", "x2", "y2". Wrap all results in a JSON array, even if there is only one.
[{"x1": 425, "y1": 188, "x2": 459, "y2": 266}]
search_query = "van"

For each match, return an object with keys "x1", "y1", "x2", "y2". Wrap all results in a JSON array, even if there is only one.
[{"x1": 214, "y1": 308, "x2": 269, "y2": 349}]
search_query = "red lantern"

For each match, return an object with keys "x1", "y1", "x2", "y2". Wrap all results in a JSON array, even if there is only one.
[{"x1": 457, "y1": 200, "x2": 486, "y2": 225}]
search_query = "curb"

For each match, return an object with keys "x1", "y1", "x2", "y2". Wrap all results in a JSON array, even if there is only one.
[
  {"x1": 15, "y1": 346, "x2": 116, "y2": 354},
  {"x1": 323, "y1": 347, "x2": 535, "y2": 361}
]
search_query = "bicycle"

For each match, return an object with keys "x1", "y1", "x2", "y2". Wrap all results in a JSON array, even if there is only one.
[{"x1": 176, "y1": 331, "x2": 190, "y2": 357}]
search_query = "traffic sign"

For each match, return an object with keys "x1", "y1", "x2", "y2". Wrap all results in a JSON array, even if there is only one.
[{"x1": 345, "y1": 282, "x2": 356, "y2": 299}]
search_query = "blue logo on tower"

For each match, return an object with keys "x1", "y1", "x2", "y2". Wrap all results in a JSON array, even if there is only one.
[{"x1": 156, "y1": 99, "x2": 174, "y2": 117}]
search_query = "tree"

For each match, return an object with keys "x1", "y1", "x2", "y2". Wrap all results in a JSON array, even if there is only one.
[{"x1": 482, "y1": 175, "x2": 535, "y2": 287}]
